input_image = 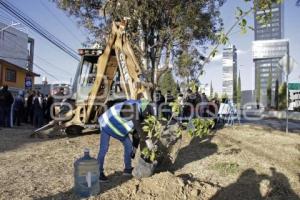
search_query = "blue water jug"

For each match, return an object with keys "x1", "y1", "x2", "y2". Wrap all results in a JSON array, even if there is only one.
[{"x1": 74, "y1": 148, "x2": 100, "y2": 198}]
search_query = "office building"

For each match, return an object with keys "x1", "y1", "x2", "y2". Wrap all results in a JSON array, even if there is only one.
[
  {"x1": 222, "y1": 45, "x2": 237, "y2": 101},
  {"x1": 253, "y1": 2, "x2": 288, "y2": 106}
]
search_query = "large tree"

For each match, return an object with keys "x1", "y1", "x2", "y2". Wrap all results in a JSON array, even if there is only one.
[
  {"x1": 54, "y1": 0, "x2": 225, "y2": 85},
  {"x1": 53, "y1": 0, "x2": 284, "y2": 86},
  {"x1": 174, "y1": 48, "x2": 205, "y2": 83}
]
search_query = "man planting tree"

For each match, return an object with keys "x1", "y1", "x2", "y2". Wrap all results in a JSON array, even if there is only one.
[{"x1": 97, "y1": 98, "x2": 154, "y2": 182}]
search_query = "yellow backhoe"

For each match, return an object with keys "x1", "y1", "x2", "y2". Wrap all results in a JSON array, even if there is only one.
[{"x1": 34, "y1": 21, "x2": 152, "y2": 136}]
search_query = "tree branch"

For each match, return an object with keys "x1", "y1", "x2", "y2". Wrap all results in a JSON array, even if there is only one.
[{"x1": 195, "y1": 7, "x2": 254, "y2": 79}]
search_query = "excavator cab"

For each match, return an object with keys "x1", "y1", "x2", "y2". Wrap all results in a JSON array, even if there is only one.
[{"x1": 74, "y1": 49, "x2": 102, "y2": 102}]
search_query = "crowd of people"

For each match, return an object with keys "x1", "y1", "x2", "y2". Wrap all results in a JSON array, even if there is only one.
[
  {"x1": 0, "y1": 84, "x2": 225, "y2": 129},
  {"x1": 153, "y1": 86, "x2": 221, "y2": 121},
  {"x1": 0, "y1": 85, "x2": 54, "y2": 129}
]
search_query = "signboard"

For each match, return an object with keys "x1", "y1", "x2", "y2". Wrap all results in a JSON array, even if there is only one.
[
  {"x1": 25, "y1": 75, "x2": 32, "y2": 89},
  {"x1": 288, "y1": 83, "x2": 300, "y2": 90},
  {"x1": 288, "y1": 83, "x2": 300, "y2": 110}
]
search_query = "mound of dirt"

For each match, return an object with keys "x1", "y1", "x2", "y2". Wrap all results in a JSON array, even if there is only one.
[
  {"x1": 1, "y1": 124, "x2": 300, "y2": 200},
  {"x1": 98, "y1": 172, "x2": 219, "y2": 200}
]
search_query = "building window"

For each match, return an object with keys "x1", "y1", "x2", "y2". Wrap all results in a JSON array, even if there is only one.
[{"x1": 5, "y1": 68, "x2": 16, "y2": 82}]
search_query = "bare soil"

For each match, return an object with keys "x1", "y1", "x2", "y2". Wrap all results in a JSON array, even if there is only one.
[{"x1": 0, "y1": 124, "x2": 300, "y2": 200}]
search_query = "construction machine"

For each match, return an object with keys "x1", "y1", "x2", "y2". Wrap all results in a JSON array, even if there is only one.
[
  {"x1": 34, "y1": 21, "x2": 152, "y2": 136},
  {"x1": 34, "y1": 21, "x2": 183, "y2": 178}
]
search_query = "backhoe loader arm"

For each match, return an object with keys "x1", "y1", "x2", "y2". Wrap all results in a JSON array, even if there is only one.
[{"x1": 84, "y1": 21, "x2": 152, "y2": 123}]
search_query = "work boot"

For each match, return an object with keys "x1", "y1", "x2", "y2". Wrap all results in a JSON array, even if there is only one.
[
  {"x1": 123, "y1": 168, "x2": 133, "y2": 176},
  {"x1": 99, "y1": 172, "x2": 108, "y2": 182}
]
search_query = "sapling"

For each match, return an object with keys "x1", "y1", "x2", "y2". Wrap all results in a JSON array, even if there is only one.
[{"x1": 141, "y1": 99, "x2": 215, "y2": 163}]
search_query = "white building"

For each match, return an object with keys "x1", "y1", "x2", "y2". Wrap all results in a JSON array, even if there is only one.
[{"x1": 222, "y1": 45, "x2": 237, "y2": 100}]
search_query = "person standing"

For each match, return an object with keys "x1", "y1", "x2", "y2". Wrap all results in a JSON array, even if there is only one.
[
  {"x1": 45, "y1": 94, "x2": 54, "y2": 123},
  {"x1": 1, "y1": 85, "x2": 14, "y2": 127},
  {"x1": 200, "y1": 93, "x2": 208, "y2": 117},
  {"x1": 184, "y1": 89, "x2": 195, "y2": 118},
  {"x1": 33, "y1": 91, "x2": 44, "y2": 128},
  {"x1": 27, "y1": 90, "x2": 35, "y2": 124},
  {"x1": 163, "y1": 90, "x2": 175, "y2": 120},
  {"x1": 153, "y1": 90, "x2": 165, "y2": 117},
  {"x1": 13, "y1": 91, "x2": 25, "y2": 126}
]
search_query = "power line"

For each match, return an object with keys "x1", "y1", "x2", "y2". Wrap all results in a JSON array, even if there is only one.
[
  {"x1": 0, "y1": 0, "x2": 80, "y2": 61},
  {"x1": 33, "y1": 63, "x2": 59, "y2": 80},
  {"x1": 35, "y1": 55, "x2": 73, "y2": 75},
  {"x1": 1, "y1": 33, "x2": 75, "y2": 77},
  {"x1": 0, "y1": 56, "x2": 65, "y2": 80},
  {"x1": 39, "y1": 0, "x2": 82, "y2": 44}
]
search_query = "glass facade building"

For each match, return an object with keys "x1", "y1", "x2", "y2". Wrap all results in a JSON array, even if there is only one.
[
  {"x1": 253, "y1": 2, "x2": 287, "y2": 106},
  {"x1": 254, "y1": 3, "x2": 284, "y2": 40},
  {"x1": 222, "y1": 45, "x2": 237, "y2": 100}
]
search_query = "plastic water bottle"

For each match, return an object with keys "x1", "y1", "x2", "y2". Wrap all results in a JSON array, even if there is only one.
[{"x1": 74, "y1": 148, "x2": 100, "y2": 198}]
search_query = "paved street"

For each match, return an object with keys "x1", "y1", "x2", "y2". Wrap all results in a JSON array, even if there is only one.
[{"x1": 242, "y1": 118, "x2": 300, "y2": 133}]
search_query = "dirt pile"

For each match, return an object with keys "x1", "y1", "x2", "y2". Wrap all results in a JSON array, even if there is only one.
[
  {"x1": 1, "y1": 124, "x2": 300, "y2": 200},
  {"x1": 98, "y1": 172, "x2": 219, "y2": 200}
]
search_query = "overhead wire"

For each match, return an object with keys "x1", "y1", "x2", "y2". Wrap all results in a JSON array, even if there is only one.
[
  {"x1": 39, "y1": 0, "x2": 83, "y2": 44},
  {"x1": 35, "y1": 55, "x2": 73, "y2": 76},
  {"x1": 2, "y1": 34, "x2": 74, "y2": 78},
  {"x1": 33, "y1": 63, "x2": 59, "y2": 81},
  {"x1": 0, "y1": 0, "x2": 80, "y2": 61}
]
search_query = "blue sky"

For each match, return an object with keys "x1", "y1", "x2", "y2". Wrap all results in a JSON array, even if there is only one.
[
  {"x1": 0, "y1": 0, "x2": 299, "y2": 92},
  {"x1": 203, "y1": 0, "x2": 300, "y2": 93}
]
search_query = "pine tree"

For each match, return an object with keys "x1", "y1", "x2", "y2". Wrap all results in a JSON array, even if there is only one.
[
  {"x1": 233, "y1": 77, "x2": 237, "y2": 103},
  {"x1": 275, "y1": 79, "x2": 279, "y2": 110},
  {"x1": 267, "y1": 69, "x2": 272, "y2": 108},
  {"x1": 158, "y1": 70, "x2": 177, "y2": 96},
  {"x1": 256, "y1": 69, "x2": 261, "y2": 104},
  {"x1": 279, "y1": 82, "x2": 287, "y2": 110}
]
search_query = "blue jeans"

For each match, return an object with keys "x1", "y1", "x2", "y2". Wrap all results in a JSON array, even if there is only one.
[{"x1": 97, "y1": 130, "x2": 133, "y2": 173}]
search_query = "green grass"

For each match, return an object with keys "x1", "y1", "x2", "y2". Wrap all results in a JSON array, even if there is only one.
[{"x1": 212, "y1": 162, "x2": 239, "y2": 176}]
